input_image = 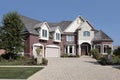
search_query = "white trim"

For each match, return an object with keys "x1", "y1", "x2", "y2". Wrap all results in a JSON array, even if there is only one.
[{"x1": 46, "y1": 45, "x2": 60, "y2": 48}]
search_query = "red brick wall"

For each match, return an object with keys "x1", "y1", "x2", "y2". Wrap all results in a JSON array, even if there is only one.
[
  {"x1": 24, "y1": 34, "x2": 61, "y2": 57},
  {"x1": 24, "y1": 34, "x2": 39, "y2": 57}
]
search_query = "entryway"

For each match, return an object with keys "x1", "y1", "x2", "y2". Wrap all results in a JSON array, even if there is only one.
[{"x1": 81, "y1": 43, "x2": 91, "y2": 55}]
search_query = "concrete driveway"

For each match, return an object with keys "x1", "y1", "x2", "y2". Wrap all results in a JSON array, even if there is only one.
[{"x1": 28, "y1": 56, "x2": 120, "y2": 80}]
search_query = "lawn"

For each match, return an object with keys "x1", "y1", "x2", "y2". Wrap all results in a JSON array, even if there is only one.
[{"x1": 0, "y1": 67, "x2": 43, "y2": 79}]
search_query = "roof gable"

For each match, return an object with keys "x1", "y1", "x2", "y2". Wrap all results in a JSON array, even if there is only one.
[{"x1": 78, "y1": 21, "x2": 95, "y2": 31}]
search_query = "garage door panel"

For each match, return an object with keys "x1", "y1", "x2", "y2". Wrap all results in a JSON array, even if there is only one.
[{"x1": 46, "y1": 47, "x2": 60, "y2": 57}]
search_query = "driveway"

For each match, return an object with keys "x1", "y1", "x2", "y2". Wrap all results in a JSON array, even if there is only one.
[{"x1": 28, "y1": 56, "x2": 120, "y2": 80}]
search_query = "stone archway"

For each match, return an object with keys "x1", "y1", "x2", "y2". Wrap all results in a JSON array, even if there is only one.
[{"x1": 81, "y1": 43, "x2": 91, "y2": 55}]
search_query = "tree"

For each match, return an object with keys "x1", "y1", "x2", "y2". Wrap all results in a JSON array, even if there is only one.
[
  {"x1": 36, "y1": 47, "x2": 43, "y2": 64},
  {"x1": 0, "y1": 12, "x2": 25, "y2": 59}
]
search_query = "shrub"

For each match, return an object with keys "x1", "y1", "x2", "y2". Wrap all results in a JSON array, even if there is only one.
[
  {"x1": 99, "y1": 55, "x2": 120, "y2": 65},
  {"x1": 113, "y1": 47, "x2": 120, "y2": 57},
  {"x1": 99, "y1": 56, "x2": 108, "y2": 65},
  {"x1": 61, "y1": 53, "x2": 80, "y2": 58},
  {"x1": 61, "y1": 53, "x2": 68, "y2": 57},
  {"x1": 42, "y1": 58, "x2": 48, "y2": 65},
  {"x1": 111, "y1": 56, "x2": 120, "y2": 64},
  {"x1": 90, "y1": 49, "x2": 102, "y2": 60}
]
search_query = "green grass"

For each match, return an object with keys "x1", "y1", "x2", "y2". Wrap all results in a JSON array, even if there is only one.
[{"x1": 0, "y1": 67, "x2": 43, "y2": 79}]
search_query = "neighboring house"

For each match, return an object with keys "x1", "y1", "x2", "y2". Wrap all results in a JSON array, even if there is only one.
[{"x1": 20, "y1": 15, "x2": 113, "y2": 58}]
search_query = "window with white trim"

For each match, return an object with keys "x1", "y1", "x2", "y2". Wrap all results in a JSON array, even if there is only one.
[
  {"x1": 56, "y1": 33, "x2": 61, "y2": 40},
  {"x1": 66, "y1": 35, "x2": 74, "y2": 41},
  {"x1": 83, "y1": 31, "x2": 90, "y2": 36},
  {"x1": 42, "y1": 29, "x2": 47, "y2": 38}
]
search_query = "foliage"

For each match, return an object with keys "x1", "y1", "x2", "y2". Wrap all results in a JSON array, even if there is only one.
[
  {"x1": 113, "y1": 46, "x2": 120, "y2": 57},
  {"x1": 90, "y1": 48, "x2": 102, "y2": 60},
  {"x1": 0, "y1": 12, "x2": 25, "y2": 59},
  {"x1": 0, "y1": 55, "x2": 48, "y2": 65},
  {"x1": 107, "y1": 46, "x2": 112, "y2": 55},
  {"x1": 36, "y1": 47, "x2": 42, "y2": 55},
  {"x1": 99, "y1": 55, "x2": 120, "y2": 65},
  {"x1": 0, "y1": 67, "x2": 43, "y2": 79},
  {"x1": 61, "y1": 53, "x2": 80, "y2": 58},
  {"x1": 111, "y1": 56, "x2": 120, "y2": 64},
  {"x1": 42, "y1": 58, "x2": 48, "y2": 65}
]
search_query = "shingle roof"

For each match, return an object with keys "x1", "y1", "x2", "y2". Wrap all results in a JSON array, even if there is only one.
[
  {"x1": 57, "y1": 21, "x2": 72, "y2": 31},
  {"x1": 20, "y1": 15, "x2": 41, "y2": 35},
  {"x1": 93, "y1": 30, "x2": 113, "y2": 42}
]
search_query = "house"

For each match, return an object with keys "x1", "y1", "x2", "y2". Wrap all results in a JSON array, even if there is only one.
[{"x1": 20, "y1": 15, "x2": 113, "y2": 58}]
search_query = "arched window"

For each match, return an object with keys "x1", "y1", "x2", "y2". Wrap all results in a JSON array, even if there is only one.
[{"x1": 83, "y1": 31, "x2": 90, "y2": 36}]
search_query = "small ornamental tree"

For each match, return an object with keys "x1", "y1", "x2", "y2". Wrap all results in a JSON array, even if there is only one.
[
  {"x1": 0, "y1": 12, "x2": 25, "y2": 60},
  {"x1": 36, "y1": 47, "x2": 43, "y2": 64}
]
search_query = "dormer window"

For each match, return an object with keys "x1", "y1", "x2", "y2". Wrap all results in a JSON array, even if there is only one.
[
  {"x1": 42, "y1": 29, "x2": 47, "y2": 38},
  {"x1": 83, "y1": 31, "x2": 90, "y2": 36},
  {"x1": 56, "y1": 33, "x2": 61, "y2": 40}
]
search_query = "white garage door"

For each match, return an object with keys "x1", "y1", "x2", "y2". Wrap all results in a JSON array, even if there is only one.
[{"x1": 46, "y1": 45, "x2": 60, "y2": 57}]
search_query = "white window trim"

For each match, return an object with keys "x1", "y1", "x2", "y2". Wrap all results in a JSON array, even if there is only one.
[
  {"x1": 39, "y1": 29, "x2": 49, "y2": 40},
  {"x1": 54, "y1": 32, "x2": 61, "y2": 42}
]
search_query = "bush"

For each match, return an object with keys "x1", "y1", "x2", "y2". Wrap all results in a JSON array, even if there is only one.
[
  {"x1": 61, "y1": 53, "x2": 80, "y2": 58},
  {"x1": 42, "y1": 58, "x2": 48, "y2": 65},
  {"x1": 99, "y1": 55, "x2": 120, "y2": 65},
  {"x1": 90, "y1": 49, "x2": 102, "y2": 60},
  {"x1": 113, "y1": 47, "x2": 120, "y2": 57},
  {"x1": 99, "y1": 56, "x2": 108, "y2": 65},
  {"x1": 111, "y1": 56, "x2": 120, "y2": 64}
]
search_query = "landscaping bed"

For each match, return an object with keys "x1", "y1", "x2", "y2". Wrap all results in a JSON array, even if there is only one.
[
  {"x1": 0, "y1": 56, "x2": 48, "y2": 65},
  {"x1": 0, "y1": 67, "x2": 43, "y2": 79}
]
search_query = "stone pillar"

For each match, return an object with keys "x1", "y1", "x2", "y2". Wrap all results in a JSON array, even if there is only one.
[{"x1": 79, "y1": 45, "x2": 81, "y2": 56}]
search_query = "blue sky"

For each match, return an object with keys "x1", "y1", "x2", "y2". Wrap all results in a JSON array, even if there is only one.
[{"x1": 0, "y1": 0, "x2": 120, "y2": 46}]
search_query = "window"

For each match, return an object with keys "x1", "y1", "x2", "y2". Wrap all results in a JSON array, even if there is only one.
[
  {"x1": 56, "y1": 33, "x2": 60, "y2": 40},
  {"x1": 83, "y1": 31, "x2": 90, "y2": 36},
  {"x1": 104, "y1": 45, "x2": 109, "y2": 53},
  {"x1": 95, "y1": 45, "x2": 101, "y2": 53},
  {"x1": 42, "y1": 29, "x2": 47, "y2": 37},
  {"x1": 67, "y1": 35, "x2": 74, "y2": 41}
]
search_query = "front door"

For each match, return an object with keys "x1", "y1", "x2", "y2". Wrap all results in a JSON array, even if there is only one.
[{"x1": 81, "y1": 46, "x2": 87, "y2": 55}]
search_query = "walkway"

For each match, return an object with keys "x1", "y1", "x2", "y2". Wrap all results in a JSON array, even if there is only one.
[{"x1": 28, "y1": 56, "x2": 120, "y2": 80}]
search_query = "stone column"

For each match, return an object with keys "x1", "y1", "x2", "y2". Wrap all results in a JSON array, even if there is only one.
[{"x1": 79, "y1": 45, "x2": 81, "y2": 56}]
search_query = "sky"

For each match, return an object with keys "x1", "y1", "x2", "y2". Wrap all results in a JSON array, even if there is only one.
[{"x1": 0, "y1": 0, "x2": 120, "y2": 46}]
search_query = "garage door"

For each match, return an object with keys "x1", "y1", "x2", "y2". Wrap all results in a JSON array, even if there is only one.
[{"x1": 46, "y1": 45, "x2": 60, "y2": 57}]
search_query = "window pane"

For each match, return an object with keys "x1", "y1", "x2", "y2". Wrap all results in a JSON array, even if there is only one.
[
  {"x1": 45, "y1": 30, "x2": 47, "y2": 37},
  {"x1": 42, "y1": 29, "x2": 47, "y2": 38},
  {"x1": 56, "y1": 33, "x2": 60, "y2": 40},
  {"x1": 83, "y1": 31, "x2": 90, "y2": 36},
  {"x1": 67, "y1": 35, "x2": 73, "y2": 41},
  {"x1": 104, "y1": 45, "x2": 109, "y2": 53}
]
